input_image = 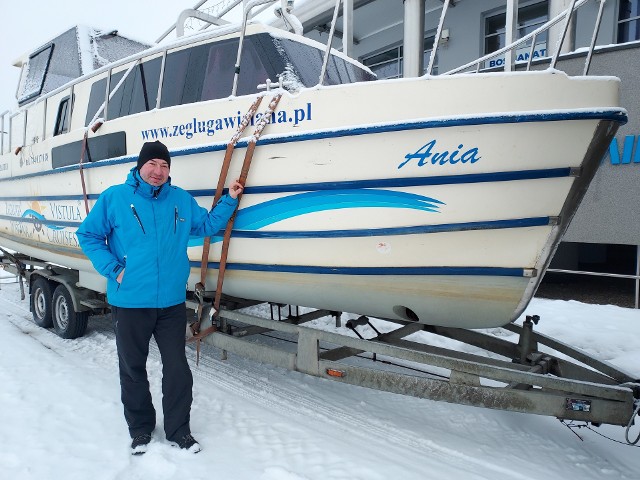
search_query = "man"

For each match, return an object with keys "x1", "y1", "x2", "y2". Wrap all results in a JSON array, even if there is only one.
[{"x1": 77, "y1": 140, "x2": 242, "y2": 455}]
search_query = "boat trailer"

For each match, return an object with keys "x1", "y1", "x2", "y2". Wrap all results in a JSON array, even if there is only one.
[
  {"x1": 2, "y1": 252, "x2": 640, "y2": 443},
  {"x1": 189, "y1": 295, "x2": 640, "y2": 443}
]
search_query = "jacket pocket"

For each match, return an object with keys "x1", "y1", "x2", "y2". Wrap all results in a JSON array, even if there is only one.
[{"x1": 130, "y1": 204, "x2": 146, "y2": 234}]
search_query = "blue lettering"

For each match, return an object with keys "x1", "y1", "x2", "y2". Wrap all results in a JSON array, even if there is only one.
[
  {"x1": 400, "y1": 140, "x2": 481, "y2": 169},
  {"x1": 448, "y1": 145, "x2": 464, "y2": 165},
  {"x1": 460, "y1": 148, "x2": 480, "y2": 164},
  {"x1": 433, "y1": 151, "x2": 449, "y2": 165},
  {"x1": 609, "y1": 135, "x2": 638, "y2": 165}
]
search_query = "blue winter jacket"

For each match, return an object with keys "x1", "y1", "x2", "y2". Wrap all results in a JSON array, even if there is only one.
[{"x1": 76, "y1": 167, "x2": 238, "y2": 308}]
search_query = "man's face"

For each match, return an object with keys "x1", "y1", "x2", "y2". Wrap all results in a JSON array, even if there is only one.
[{"x1": 139, "y1": 158, "x2": 170, "y2": 186}]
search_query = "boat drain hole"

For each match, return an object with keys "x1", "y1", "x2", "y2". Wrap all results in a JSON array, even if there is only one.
[{"x1": 393, "y1": 306, "x2": 419, "y2": 322}]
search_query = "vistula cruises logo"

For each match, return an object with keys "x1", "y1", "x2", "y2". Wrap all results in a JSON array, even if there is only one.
[{"x1": 399, "y1": 139, "x2": 481, "y2": 169}]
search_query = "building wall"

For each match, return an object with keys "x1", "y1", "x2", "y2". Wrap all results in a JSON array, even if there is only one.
[
  {"x1": 302, "y1": 1, "x2": 637, "y2": 247},
  {"x1": 305, "y1": 0, "x2": 638, "y2": 246},
  {"x1": 555, "y1": 43, "x2": 640, "y2": 245}
]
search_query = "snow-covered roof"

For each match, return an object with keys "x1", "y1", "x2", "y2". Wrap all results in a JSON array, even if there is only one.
[{"x1": 15, "y1": 25, "x2": 151, "y2": 106}]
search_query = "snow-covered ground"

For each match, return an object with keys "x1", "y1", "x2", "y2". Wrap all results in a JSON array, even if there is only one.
[{"x1": 1, "y1": 269, "x2": 639, "y2": 480}]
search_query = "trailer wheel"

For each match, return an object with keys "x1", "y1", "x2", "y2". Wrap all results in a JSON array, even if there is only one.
[
  {"x1": 31, "y1": 277, "x2": 53, "y2": 328},
  {"x1": 52, "y1": 284, "x2": 88, "y2": 339}
]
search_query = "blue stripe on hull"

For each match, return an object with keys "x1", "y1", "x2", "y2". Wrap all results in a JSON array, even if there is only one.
[
  {"x1": 181, "y1": 109, "x2": 627, "y2": 158},
  {"x1": 188, "y1": 262, "x2": 528, "y2": 277},
  {"x1": 0, "y1": 108, "x2": 626, "y2": 181},
  {"x1": 202, "y1": 216, "x2": 552, "y2": 241},
  {"x1": 0, "y1": 167, "x2": 571, "y2": 202},
  {"x1": 0, "y1": 215, "x2": 551, "y2": 239}
]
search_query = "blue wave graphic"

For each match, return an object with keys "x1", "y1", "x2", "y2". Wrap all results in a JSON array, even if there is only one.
[
  {"x1": 21, "y1": 209, "x2": 65, "y2": 231},
  {"x1": 188, "y1": 189, "x2": 444, "y2": 246}
]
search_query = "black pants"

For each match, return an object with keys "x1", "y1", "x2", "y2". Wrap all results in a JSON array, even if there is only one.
[{"x1": 112, "y1": 303, "x2": 192, "y2": 441}]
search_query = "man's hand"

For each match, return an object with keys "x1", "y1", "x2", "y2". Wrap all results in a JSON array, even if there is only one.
[
  {"x1": 117, "y1": 269, "x2": 125, "y2": 284},
  {"x1": 228, "y1": 180, "x2": 244, "y2": 199}
]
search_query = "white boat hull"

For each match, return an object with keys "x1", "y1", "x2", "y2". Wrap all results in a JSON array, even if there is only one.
[{"x1": 0, "y1": 72, "x2": 625, "y2": 328}]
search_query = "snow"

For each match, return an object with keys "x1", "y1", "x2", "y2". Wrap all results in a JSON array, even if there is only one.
[{"x1": 1, "y1": 268, "x2": 640, "y2": 479}]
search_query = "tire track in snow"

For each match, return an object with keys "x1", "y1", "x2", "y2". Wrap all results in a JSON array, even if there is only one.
[
  {"x1": 0, "y1": 288, "x2": 528, "y2": 478},
  {"x1": 186, "y1": 340, "x2": 536, "y2": 480},
  {"x1": 1, "y1": 288, "x2": 627, "y2": 479}
]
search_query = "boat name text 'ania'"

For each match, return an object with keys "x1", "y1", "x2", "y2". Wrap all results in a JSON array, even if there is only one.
[{"x1": 399, "y1": 140, "x2": 481, "y2": 169}]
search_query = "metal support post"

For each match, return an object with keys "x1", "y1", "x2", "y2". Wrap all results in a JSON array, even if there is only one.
[
  {"x1": 636, "y1": 245, "x2": 640, "y2": 309},
  {"x1": 504, "y1": 0, "x2": 517, "y2": 71},
  {"x1": 342, "y1": 0, "x2": 354, "y2": 57},
  {"x1": 403, "y1": 0, "x2": 425, "y2": 77}
]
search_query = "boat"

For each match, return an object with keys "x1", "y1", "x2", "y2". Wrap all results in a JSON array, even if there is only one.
[{"x1": 0, "y1": 0, "x2": 627, "y2": 329}]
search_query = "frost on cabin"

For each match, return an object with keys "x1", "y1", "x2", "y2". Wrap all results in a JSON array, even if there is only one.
[{"x1": 15, "y1": 26, "x2": 150, "y2": 107}]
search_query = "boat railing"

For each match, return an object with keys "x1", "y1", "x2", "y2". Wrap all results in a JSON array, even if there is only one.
[
  {"x1": 157, "y1": 0, "x2": 242, "y2": 43},
  {"x1": 0, "y1": 110, "x2": 9, "y2": 155},
  {"x1": 441, "y1": 0, "x2": 603, "y2": 76},
  {"x1": 232, "y1": 0, "x2": 302, "y2": 96}
]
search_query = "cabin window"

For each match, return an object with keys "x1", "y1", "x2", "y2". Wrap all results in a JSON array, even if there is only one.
[
  {"x1": 107, "y1": 58, "x2": 162, "y2": 120},
  {"x1": 85, "y1": 77, "x2": 108, "y2": 126},
  {"x1": 618, "y1": 0, "x2": 640, "y2": 42},
  {"x1": 54, "y1": 95, "x2": 72, "y2": 136},
  {"x1": 85, "y1": 70, "x2": 127, "y2": 126},
  {"x1": 10, "y1": 112, "x2": 25, "y2": 151},
  {"x1": 161, "y1": 37, "x2": 271, "y2": 107},
  {"x1": 269, "y1": 36, "x2": 376, "y2": 86},
  {"x1": 484, "y1": 1, "x2": 548, "y2": 56},
  {"x1": 51, "y1": 131, "x2": 127, "y2": 169},
  {"x1": 85, "y1": 58, "x2": 161, "y2": 126},
  {"x1": 17, "y1": 44, "x2": 54, "y2": 105}
]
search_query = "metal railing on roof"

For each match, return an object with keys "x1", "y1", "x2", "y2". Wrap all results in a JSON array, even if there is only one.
[{"x1": 439, "y1": 0, "x2": 604, "y2": 76}]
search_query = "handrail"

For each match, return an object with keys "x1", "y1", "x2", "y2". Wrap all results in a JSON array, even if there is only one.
[
  {"x1": 550, "y1": 0, "x2": 580, "y2": 69},
  {"x1": 426, "y1": 0, "x2": 451, "y2": 75},
  {"x1": 176, "y1": 9, "x2": 231, "y2": 37},
  {"x1": 156, "y1": 0, "x2": 209, "y2": 43},
  {"x1": 319, "y1": 0, "x2": 342, "y2": 85},
  {"x1": 232, "y1": 0, "x2": 279, "y2": 96},
  {"x1": 584, "y1": 0, "x2": 607, "y2": 75},
  {"x1": 442, "y1": 0, "x2": 593, "y2": 75}
]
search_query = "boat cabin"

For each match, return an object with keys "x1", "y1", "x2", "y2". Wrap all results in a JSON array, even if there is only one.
[
  {"x1": 14, "y1": 26, "x2": 152, "y2": 107},
  {"x1": 0, "y1": 23, "x2": 375, "y2": 176}
]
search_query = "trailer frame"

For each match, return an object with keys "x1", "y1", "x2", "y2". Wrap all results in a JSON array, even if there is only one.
[{"x1": 2, "y1": 251, "x2": 640, "y2": 438}]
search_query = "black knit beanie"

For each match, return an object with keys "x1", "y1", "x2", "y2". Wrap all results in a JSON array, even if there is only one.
[{"x1": 137, "y1": 141, "x2": 171, "y2": 170}]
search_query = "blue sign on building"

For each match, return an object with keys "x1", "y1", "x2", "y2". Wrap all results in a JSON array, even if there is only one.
[{"x1": 609, "y1": 135, "x2": 640, "y2": 165}]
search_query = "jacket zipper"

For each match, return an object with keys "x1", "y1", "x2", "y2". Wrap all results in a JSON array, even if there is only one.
[
  {"x1": 174, "y1": 206, "x2": 178, "y2": 234},
  {"x1": 130, "y1": 204, "x2": 146, "y2": 234}
]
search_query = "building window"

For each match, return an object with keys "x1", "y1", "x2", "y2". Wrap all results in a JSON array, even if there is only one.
[
  {"x1": 618, "y1": 0, "x2": 640, "y2": 43},
  {"x1": 484, "y1": 1, "x2": 548, "y2": 55},
  {"x1": 362, "y1": 36, "x2": 437, "y2": 79}
]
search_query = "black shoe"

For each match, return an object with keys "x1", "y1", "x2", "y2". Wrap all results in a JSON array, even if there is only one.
[
  {"x1": 131, "y1": 433, "x2": 152, "y2": 455},
  {"x1": 172, "y1": 433, "x2": 201, "y2": 453}
]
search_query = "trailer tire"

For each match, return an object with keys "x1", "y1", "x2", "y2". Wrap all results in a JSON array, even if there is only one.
[
  {"x1": 31, "y1": 277, "x2": 53, "y2": 328},
  {"x1": 52, "y1": 284, "x2": 88, "y2": 339}
]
